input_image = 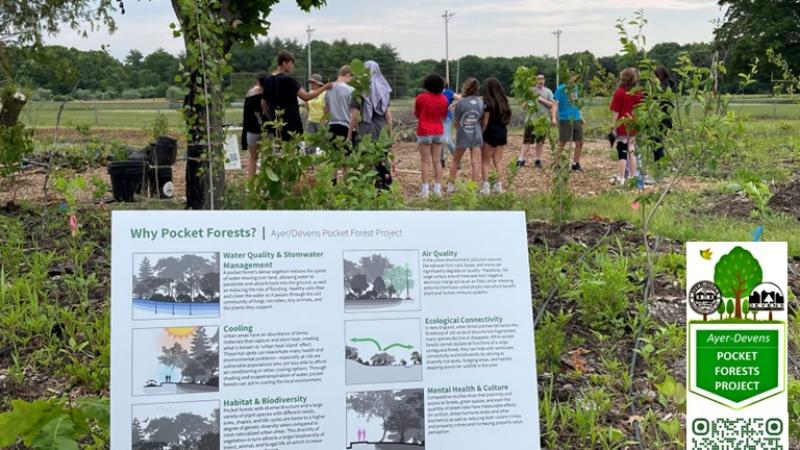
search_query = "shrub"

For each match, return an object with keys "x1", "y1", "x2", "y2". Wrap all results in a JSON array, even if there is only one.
[
  {"x1": 120, "y1": 89, "x2": 141, "y2": 100},
  {"x1": 165, "y1": 85, "x2": 185, "y2": 102},
  {"x1": 31, "y1": 88, "x2": 52, "y2": 101},
  {"x1": 569, "y1": 246, "x2": 634, "y2": 334},
  {"x1": 73, "y1": 89, "x2": 94, "y2": 101},
  {"x1": 138, "y1": 85, "x2": 160, "y2": 98},
  {"x1": 0, "y1": 124, "x2": 34, "y2": 177}
]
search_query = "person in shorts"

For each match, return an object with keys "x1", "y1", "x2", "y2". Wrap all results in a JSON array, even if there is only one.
[
  {"x1": 517, "y1": 74, "x2": 557, "y2": 168},
  {"x1": 414, "y1": 74, "x2": 449, "y2": 198},
  {"x1": 304, "y1": 74, "x2": 327, "y2": 154},
  {"x1": 325, "y1": 66, "x2": 355, "y2": 149},
  {"x1": 481, "y1": 77, "x2": 511, "y2": 194},
  {"x1": 448, "y1": 78, "x2": 483, "y2": 193},
  {"x1": 241, "y1": 77, "x2": 266, "y2": 178},
  {"x1": 609, "y1": 68, "x2": 644, "y2": 185},
  {"x1": 554, "y1": 72, "x2": 585, "y2": 172}
]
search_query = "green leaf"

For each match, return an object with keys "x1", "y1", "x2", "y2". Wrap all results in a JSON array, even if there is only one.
[
  {"x1": 265, "y1": 167, "x2": 279, "y2": 182},
  {"x1": 75, "y1": 397, "x2": 110, "y2": 425},
  {"x1": 0, "y1": 399, "x2": 64, "y2": 447},
  {"x1": 32, "y1": 416, "x2": 79, "y2": 450}
]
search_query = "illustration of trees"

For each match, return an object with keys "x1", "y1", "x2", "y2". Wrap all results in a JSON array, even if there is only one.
[
  {"x1": 200, "y1": 272, "x2": 220, "y2": 301},
  {"x1": 387, "y1": 285, "x2": 397, "y2": 299},
  {"x1": 717, "y1": 301, "x2": 725, "y2": 320},
  {"x1": 351, "y1": 274, "x2": 369, "y2": 298},
  {"x1": 742, "y1": 300, "x2": 750, "y2": 320},
  {"x1": 714, "y1": 246, "x2": 763, "y2": 319},
  {"x1": 411, "y1": 352, "x2": 422, "y2": 365},
  {"x1": 360, "y1": 255, "x2": 394, "y2": 281},
  {"x1": 372, "y1": 276, "x2": 387, "y2": 299},
  {"x1": 158, "y1": 343, "x2": 190, "y2": 379},
  {"x1": 132, "y1": 418, "x2": 145, "y2": 445},
  {"x1": 385, "y1": 400, "x2": 422, "y2": 443},
  {"x1": 726, "y1": 299, "x2": 735, "y2": 319},
  {"x1": 371, "y1": 352, "x2": 396, "y2": 366},
  {"x1": 344, "y1": 259, "x2": 359, "y2": 292},
  {"x1": 138, "y1": 257, "x2": 154, "y2": 286},
  {"x1": 385, "y1": 264, "x2": 414, "y2": 299},
  {"x1": 346, "y1": 346, "x2": 359, "y2": 361},
  {"x1": 347, "y1": 391, "x2": 397, "y2": 442},
  {"x1": 190, "y1": 328, "x2": 212, "y2": 362}
]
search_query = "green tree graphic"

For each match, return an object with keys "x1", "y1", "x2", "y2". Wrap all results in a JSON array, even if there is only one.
[{"x1": 714, "y1": 247, "x2": 763, "y2": 320}]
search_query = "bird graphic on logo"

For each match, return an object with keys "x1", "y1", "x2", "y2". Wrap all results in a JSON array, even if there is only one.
[{"x1": 700, "y1": 248, "x2": 713, "y2": 260}]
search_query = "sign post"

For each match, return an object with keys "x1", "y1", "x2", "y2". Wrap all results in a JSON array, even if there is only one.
[
  {"x1": 111, "y1": 211, "x2": 540, "y2": 450},
  {"x1": 686, "y1": 242, "x2": 788, "y2": 449}
]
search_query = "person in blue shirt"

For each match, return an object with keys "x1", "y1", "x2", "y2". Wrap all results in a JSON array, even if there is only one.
[
  {"x1": 554, "y1": 72, "x2": 585, "y2": 172},
  {"x1": 439, "y1": 82, "x2": 458, "y2": 167}
]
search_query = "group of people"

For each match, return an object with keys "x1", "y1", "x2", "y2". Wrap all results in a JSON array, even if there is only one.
[
  {"x1": 243, "y1": 48, "x2": 675, "y2": 197},
  {"x1": 241, "y1": 50, "x2": 395, "y2": 188}
]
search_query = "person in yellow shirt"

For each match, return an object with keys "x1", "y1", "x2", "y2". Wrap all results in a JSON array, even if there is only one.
[{"x1": 305, "y1": 74, "x2": 327, "y2": 135}]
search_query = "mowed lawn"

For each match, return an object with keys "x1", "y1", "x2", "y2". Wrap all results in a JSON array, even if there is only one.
[{"x1": 20, "y1": 97, "x2": 800, "y2": 130}]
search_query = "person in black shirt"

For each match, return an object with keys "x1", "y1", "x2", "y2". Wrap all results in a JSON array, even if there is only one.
[
  {"x1": 262, "y1": 50, "x2": 331, "y2": 142},
  {"x1": 242, "y1": 77, "x2": 267, "y2": 178}
]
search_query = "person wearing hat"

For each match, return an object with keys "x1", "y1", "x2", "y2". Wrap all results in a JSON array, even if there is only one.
[{"x1": 305, "y1": 73, "x2": 327, "y2": 138}]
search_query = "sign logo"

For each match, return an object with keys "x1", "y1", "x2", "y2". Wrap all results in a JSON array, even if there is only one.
[
  {"x1": 689, "y1": 281, "x2": 722, "y2": 317},
  {"x1": 748, "y1": 282, "x2": 785, "y2": 317}
]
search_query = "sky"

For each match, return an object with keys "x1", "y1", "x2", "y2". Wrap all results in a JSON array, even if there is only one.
[{"x1": 46, "y1": 0, "x2": 724, "y2": 61}]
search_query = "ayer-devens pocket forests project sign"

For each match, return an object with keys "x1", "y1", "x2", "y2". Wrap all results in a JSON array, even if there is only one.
[{"x1": 111, "y1": 211, "x2": 541, "y2": 450}]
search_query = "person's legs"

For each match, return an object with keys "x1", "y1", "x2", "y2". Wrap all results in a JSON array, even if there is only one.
[
  {"x1": 432, "y1": 143, "x2": 444, "y2": 185},
  {"x1": 518, "y1": 143, "x2": 530, "y2": 165},
  {"x1": 573, "y1": 140, "x2": 583, "y2": 170},
  {"x1": 571, "y1": 120, "x2": 584, "y2": 170},
  {"x1": 469, "y1": 147, "x2": 481, "y2": 183},
  {"x1": 628, "y1": 141, "x2": 638, "y2": 182},
  {"x1": 449, "y1": 148, "x2": 466, "y2": 181},
  {"x1": 481, "y1": 144, "x2": 494, "y2": 194},
  {"x1": 419, "y1": 143, "x2": 432, "y2": 185},
  {"x1": 492, "y1": 145, "x2": 505, "y2": 193},
  {"x1": 248, "y1": 144, "x2": 258, "y2": 178},
  {"x1": 534, "y1": 140, "x2": 544, "y2": 166}
]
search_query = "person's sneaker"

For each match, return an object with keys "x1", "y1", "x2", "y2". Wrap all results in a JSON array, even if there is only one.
[
  {"x1": 571, "y1": 162, "x2": 583, "y2": 172},
  {"x1": 447, "y1": 182, "x2": 456, "y2": 194},
  {"x1": 643, "y1": 174, "x2": 656, "y2": 185},
  {"x1": 516, "y1": 159, "x2": 526, "y2": 168},
  {"x1": 534, "y1": 160, "x2": 542, "y2": 168},
  {"x1": 432, "y1": 183, "x2": 443, "y2": 197},
  {"x1": 479, "y1": 182, "x2": 491, "y2": 195},
  {"x1": 419, "y1": 184, "x2": 430, "y2": 199},
  {"x1": 492, "y1": 182, "x2": 504, "y2": 194}
]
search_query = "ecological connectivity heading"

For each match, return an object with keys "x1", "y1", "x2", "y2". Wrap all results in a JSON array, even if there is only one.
[{"x1": 129, "y1": 226, "x2": 404, "y2": 241}]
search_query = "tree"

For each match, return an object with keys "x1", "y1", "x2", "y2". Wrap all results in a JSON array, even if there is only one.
[
  {"x1": 190, "y1": 327, "x2": 211, "y2": 362},
  {"x1": 345, "y1": 346, "x2": 359, "y2": 361},
  {"x1": 715, "y1": 0, "x2": 800, "y2": 86},
  {"x1": 410, "y1": 351, "x2": 422, "y2": 365},
  {"x1": 138, "y1": 257, "x2": 155, "y2": 285},
  {"x1": 360, "y1": 254, "x2": 393, "y2": 281},
  {"x1": 371, "y1": 352, "x2": 395, "y2": 366},
  {"x1": 742, "y1": 299, "x2": 750, "y2": 320},
  {"x1": 385, "y1": 264, "x2": 414, "y2": 299},
  {"x1": 717, "y1": 300, "x2": 725, "y2": 320},
  {"x1": 158, "y1": 342, "x2": 189, "y2": 377},
  {"x1": 132, "y1": 418, "x2": 145, "y2": 445},
  {"x1": 387, "y1": 285, "x2": 396, "y2": 299},
  {"x1": 346, "y1": 391, "x2": 397, "y2": 442},
  {"x1": 200, "y1": 271, "x2": 220, "y2": 301},
  {"x1": 0, "y1": 2, "x2": 117, "y2": 48},
  {"x1": 726, "y1": 299, "x2": 735, "y2": 319},
  {"x1": 350, "y1": 274, "x2": 369, "y2": 298},
  {"x1": 714, "y1": 246, "x2": 763, "y2": 320},
  {"x1": 385, "y1": 401, "x2": 422, "y2": 443},
  {"x1": 372, "y1": 276, "x2": 387, "y2": 298},
  {"x1": 166, "y1": 0, "x2": 327, "y2": 209}
]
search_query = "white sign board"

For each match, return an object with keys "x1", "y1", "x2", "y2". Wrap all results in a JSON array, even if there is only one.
[
  {"x1": 111, "y1": 211, "x2": 540, "y2": 450},
  {"x1": 223, "y1": 129, "x2": 242, "y2": 170},
  {"x1": 686, "y1": 242, "x2": 788, "y2": 449}
]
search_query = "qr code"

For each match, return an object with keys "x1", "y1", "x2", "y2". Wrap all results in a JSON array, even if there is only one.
[{"x1": 691, "y1": 418, "x2": 784, "y2": 450}]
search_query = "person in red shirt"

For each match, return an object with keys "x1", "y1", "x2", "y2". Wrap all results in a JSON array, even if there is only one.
[
  {"x1": 415, "y1": 74, "x2": 449, "y2": 198},
  {"x1": 609, "y1": 68, "x2": 644, "y2": 186}
]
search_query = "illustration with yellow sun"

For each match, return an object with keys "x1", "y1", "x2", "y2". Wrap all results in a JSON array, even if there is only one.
[{"x1": 131, "y1": 326, "x2": 219, "y2": 396}]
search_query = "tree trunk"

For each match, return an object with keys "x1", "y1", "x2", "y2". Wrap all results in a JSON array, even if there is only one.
[
  {"x1": 734, "y1": 294, "x2": 742, "y2": 319},
  {"x1": 0, "y1": 92, "x2": 27, "y2": 127}
]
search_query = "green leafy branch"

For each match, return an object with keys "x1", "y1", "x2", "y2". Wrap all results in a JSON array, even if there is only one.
[{"x1": 0, "y1": 397, "x2": 109, "y2": 450}]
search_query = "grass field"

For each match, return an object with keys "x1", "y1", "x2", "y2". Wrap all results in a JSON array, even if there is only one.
[{"x1": 19, "y1": 96, "x2": 800, "y2": 130}]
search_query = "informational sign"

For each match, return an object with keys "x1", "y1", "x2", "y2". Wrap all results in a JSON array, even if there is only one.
[
  {"x1": 223, "y1": 129, "x2": 243, "y2": 170},
  {"x1": 111, "y1": 211, "x2": 540, "y2": 450},
  {"x1": 686, "y1": 242, "x2": 788, "y2": 449}
]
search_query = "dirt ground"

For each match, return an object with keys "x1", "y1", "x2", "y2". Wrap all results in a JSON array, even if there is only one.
[{"x1": 2, "y1": 130, "x2": 710, "y2": 205}]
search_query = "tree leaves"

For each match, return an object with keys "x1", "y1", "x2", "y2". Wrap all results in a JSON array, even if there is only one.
[{"x1": 0, "y1": 397, "x2": 109, "y2": 449}]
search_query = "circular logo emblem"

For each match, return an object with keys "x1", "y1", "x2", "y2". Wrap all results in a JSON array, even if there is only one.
[
  {"x1": 162, "y1": 181, "x2": 174, "y2": 198},
  {"x1": 689, "y1": 281, "x2": 722, "y2": 315}
]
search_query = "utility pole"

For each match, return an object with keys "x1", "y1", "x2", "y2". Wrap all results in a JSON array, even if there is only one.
[
  {"x1": 552, "y1": 30, "x2": 563, "y2": 86},
  {"x1": 306, "y1": 25, "x2": 316, "y2": 81},
  {"x1": 455, "y1": 57, "x2": 461, "y2": 90},
  {"x1": 443, "y1": 10, "x2": 456, "y2": 86}
]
